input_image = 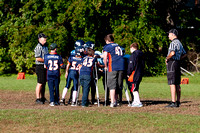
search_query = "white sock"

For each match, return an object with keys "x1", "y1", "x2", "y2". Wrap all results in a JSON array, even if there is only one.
[
  {"x1": 72, "y1": 91, "x2": 77, "y2": 102},
  {"x1": 62, "y1": 87, "x2": 68, "y2": 99},
  {"x1": 133, "y1": 91, "x2": 141, "y2": 104}
]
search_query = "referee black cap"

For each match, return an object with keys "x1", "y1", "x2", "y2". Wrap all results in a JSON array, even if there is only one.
[
  {"x1": 168, "y1": 29, "x2": 178, "y2": 36},
  {"x1": 38, "y1": 33, "x2": 47, "y2": 39}
]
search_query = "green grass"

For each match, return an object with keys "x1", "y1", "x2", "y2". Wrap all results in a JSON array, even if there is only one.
[
  {"x1": 140, "y1": 75, "x2": 200, "y2": 99},
  {"x1": 0, "y1": 74, "x2": 200, "y2": 132},
  {"x1": 1, "y1": 109, "x2": 200, "y2": 133},
  {"x1": 1, "y1": 73, "x2": 199, "y2": 99}
]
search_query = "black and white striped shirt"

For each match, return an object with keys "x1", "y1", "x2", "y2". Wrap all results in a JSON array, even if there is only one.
[
  {"x1": 167, "y1": 39, "x2": 186, "y2": 60},
  {"x1": 34, "y1": 43, "x2": 48, "y2": 65}
]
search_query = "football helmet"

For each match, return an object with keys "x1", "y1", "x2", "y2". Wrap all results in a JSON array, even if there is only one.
[
  {"x1": 84, "y1": 41, "x2": 95, "y2": 50},
  {"x1": 75, "y1": 46, "x2": 84, "y2": 56},
  {"x1": 74, "y1": 40, "x2": 85, "y2": 48}
]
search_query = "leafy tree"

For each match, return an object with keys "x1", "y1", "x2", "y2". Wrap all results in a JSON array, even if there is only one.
[{"x1": 0, "y1": 0, "x2": 199, "y2": 75}]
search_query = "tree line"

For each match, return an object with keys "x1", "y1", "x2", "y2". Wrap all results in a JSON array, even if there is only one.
[{"x1": 0, "y1": 0, "x2": 199, "y2": 75}]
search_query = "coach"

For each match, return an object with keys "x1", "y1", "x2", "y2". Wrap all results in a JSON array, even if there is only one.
[
  {"x1": 34, "y1": 33, "x2": 49, "y2": 104},
  {"x1": 165, "y1": 29, "x2": 186, "y2": 108}
]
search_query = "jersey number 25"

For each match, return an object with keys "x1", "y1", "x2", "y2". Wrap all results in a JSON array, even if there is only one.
[{"x1": 48, "y1": 60, "x2": 58, "y2": 71}]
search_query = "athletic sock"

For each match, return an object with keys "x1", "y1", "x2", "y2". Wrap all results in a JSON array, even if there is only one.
[
  {"x1": 62, "y1": 87, "x2": 68, "y2": 99},
  {"x1": 133, "y1": 91, "x2": 141, "y2": 104},
  {"x1": 72, "y1": 91, "x2": 77, "y2": 102}
]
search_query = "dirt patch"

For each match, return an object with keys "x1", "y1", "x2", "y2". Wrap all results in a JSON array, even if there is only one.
[{"x1": 0, "y1": 90, "x2": 199, "y2": 115}]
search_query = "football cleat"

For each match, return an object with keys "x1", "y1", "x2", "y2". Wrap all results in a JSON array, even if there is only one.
[{"x1": 60, "y1": 99, "x2": 65, "y2": 105}]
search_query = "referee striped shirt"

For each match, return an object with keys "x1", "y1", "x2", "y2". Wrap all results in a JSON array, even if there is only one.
[
  {"x1": 167, "y1": 38, "x2": 186, "y2": 60},
  {"x1": 34, "y1": 43, "x2": 48, "y2": 65}
]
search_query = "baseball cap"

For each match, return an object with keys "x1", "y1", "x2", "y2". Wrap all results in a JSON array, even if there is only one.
[
  {"x1": 168, "y1": 29, "x2": 178, "y2": 36},
  {"x1": 38, "y1": 33, "x2": 47, "y2": 39},
  {"x1": 50, "y1": 43, "x2": 58, "y2": 50}
]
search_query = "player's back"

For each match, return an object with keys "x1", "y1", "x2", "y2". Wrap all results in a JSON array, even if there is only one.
[
  {"x1": 68, "y1": 56, "x2": 83, "y2": 71},
  {"x1": 103, "y1": 43, "x2": 124, "y2": 72},
  {"x1": 80, "y1": 56, "x2": 96, "y2": 76},
  {"x1": 44, "y1": 53, "x2": 63, "y2": 79}
]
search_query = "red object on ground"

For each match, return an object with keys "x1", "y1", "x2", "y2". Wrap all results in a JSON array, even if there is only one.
[
  {"x1": 181, "y1": 78, "x2": 189, "y2": 84},
  {"x1": 17, "y1": 72, "x2": 25, "y2": 79}
]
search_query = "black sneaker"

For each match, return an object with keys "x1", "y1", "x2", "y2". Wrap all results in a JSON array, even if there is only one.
[
  {"x1": 60, "y1": 99, "x2": 65, "y2": 105},
  {"x1": 35, "y1": 99, "x2": 43, "y2": 104},
  {"x1": 176, "y1": 101, "x2": 181, "y2": 107},
  {"x1": 71, "y1": 102, "x2": 76, "y2": 106},
  {"x1": 165, "y1": 102, "x2": 177, "y2": 108},
  {"x1": 68, "y1": 99, "x2": 71, "y2": 104},
  {"x1": 41, "y1": 97, "x2": 49, "y2": 104}
]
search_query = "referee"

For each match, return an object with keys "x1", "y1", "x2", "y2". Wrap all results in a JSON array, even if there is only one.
[
  {"x1": 34, "y1": 33, "x2": 49, "y2": 104},
  {"x1": 165, "y1": 29, "x2": 186, "y2": 108}
]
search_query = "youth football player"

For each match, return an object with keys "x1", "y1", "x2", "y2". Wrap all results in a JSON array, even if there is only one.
[
  {"x1": 127, "y1": 43, "x2": 144, "y2": 107},
  {"x1": 103, "y1": 34, "x2": 125, "y2": 107},
  {"x1": 44, "y1": 43, "x2": 63, "y2": 106},
  {"x1": 79, "y1": 48, "x2": 97, "y2": 107},
  {"x1": 60, "y1": 46, "x2": 83, "y2": 106}
]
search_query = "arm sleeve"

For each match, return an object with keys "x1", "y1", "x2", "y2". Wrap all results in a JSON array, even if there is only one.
[
  {"x1": 103, "y1": 45, "x2": 109, "y2": 53},
  {"x1": 169, "y1": 42, "x2": 175, "y2": 52},
  {"x1": 59, "y1": 56, "x2": 64, "y2": 66},
  {"x1": 127, "y1": 53, "x2": 136, "y2": 76},
  {"x1": 34, "y1": 46, "x2": 42, "y2": 58}
]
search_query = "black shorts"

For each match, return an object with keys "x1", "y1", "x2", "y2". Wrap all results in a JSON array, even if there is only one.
[
  {"x1": 36, "y1": 64, "x2": 47, "y2": 84},
  {"x1": 167, "y1": 60, "x2": 181, "y2": 85},
  {"x1": 107, "y1": 70, "x2": 123, "y2": 90}
]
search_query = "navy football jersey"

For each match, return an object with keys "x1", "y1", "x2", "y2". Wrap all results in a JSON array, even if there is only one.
[
  {"x1": 68, "y1": 56, "x2": 83, "y2": 71},
  {"x1": 103, "y1": 43, "x2": 125, "y2": 72},
  {"x1": 80, "y1": 56, "x2": 97, "y2": 76},
  {"x1": 44, "y1": 52, "x2": 63, "y2": 80}
]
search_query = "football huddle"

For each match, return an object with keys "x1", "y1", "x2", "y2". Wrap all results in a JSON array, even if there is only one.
[{"x1": 34, "y1": 30, "x2": 186, "y2": 108}]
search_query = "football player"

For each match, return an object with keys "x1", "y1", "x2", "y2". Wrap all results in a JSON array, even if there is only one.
[
  {"x1": 67, "y1": 40, "x2": 85, "y2": 104},
  {"x1": 44, "y1": 43, "x2": 64, "y2": 106},
  {"x1": 84, "y1": 41, "x2": 97, "y2": 104},
  {"x1": 60, "y1": 46, "x2": 83, "y2": 106},
  {"x1": 79, "y1": 48, "x2": 97, "y2": 107}
]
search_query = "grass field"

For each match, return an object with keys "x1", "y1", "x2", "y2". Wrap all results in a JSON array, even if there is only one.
[{"x1": 0, "y1": 73, "x2": 200, "y2": 133}]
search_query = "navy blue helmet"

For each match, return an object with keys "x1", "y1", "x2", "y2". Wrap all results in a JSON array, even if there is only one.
[
  {"x1": 75, "y1": 46, "x2": 84, "y2": 56},
  {"x1": 84, "y1": 41, "x2": 95, "y2": 50},
  {"x1": 75, "y1": 40, "x2": 85, "y2": 48}
]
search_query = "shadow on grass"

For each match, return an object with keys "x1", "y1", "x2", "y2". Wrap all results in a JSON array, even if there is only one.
[
  {"x1": 142, "y1": 100, "x2": 192, "y2": 106},
  {"x1": 114, "y1": 100, "x2": 192, "y2": 106},
  {"x1": 62, "y1": 100, "x2": 193, "y2": 107}
]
